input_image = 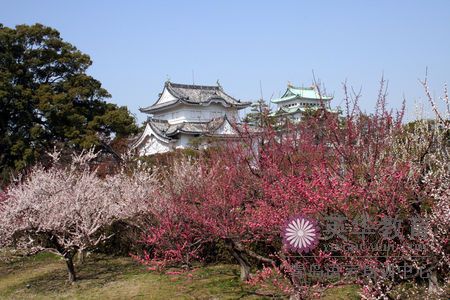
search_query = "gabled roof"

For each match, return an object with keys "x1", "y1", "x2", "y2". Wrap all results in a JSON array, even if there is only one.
[
  {"x1": 151, "y1": 115, "x2": 237, "y2": 138},
  {"x1": 131, "y1": 115, "x2": 240, "y2": 150},
  {"x1": 272, "y1": 84, "x2": 333, "y2": 103},
  {"x1": 270, "y1": 105, "x2": 339, "y2": 117},
  {"x1": 140, "y1": 81, "x2": 251, "y2": 113},
  {"x1": 275, "y1": 106, "x2": 306, "y2": 114},
  {"x1": 129, "y1": 120, "x2": 172, "y2": 150}
]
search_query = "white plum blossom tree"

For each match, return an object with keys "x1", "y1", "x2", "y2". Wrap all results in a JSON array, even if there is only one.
[{"x1": 0, "y1": 149, "x2": 160, "y2": 282}]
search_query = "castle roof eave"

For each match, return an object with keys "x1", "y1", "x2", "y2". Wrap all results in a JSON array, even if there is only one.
[
  {"x1": 271, "y1": 85, "x2": 333, "y2": 104},
  {"x1": 139, "y1": 98, "x2": 251, "y2": 114},
  {"x1": 140, "y1": 81, "x2": 251, "y2": 114},
  {"x1": 130, "y1": 122, "x2": 173, "y2": 150},
  {"x1": 271, "y1": 94, "x2": 333, "y2": 104}
]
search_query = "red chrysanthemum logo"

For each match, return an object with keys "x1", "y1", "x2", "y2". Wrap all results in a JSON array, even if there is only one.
[{"x1": 282, "y1": 215, "x2": 320, "y2": 253}]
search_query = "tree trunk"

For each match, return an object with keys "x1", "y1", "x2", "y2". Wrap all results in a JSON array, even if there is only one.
[
  {"x1": 428, "y1": 270, "x2": 440, "y2": 294},
  {"x1": 77, "y1": 249, "x2": 85, "y2": 264},
  {"x1": 230, "y1": 247, "x2": 251, "y2": 281},
  {"x1": 48, "y1": 235, "x2": 77, "y2": 283},
  {"x1": 65, "y1": 255, "x2": 76, "y2": 283},
  {"x1": 289, "y1": 294, "x2": 301, "y2": 300}
]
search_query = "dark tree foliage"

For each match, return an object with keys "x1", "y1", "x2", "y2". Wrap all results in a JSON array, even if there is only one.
[{"x1": 0, "y1": 23, "x2": 137, "y2": 184}]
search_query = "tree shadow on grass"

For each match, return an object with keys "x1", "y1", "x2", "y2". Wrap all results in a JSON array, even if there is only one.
[
  {"x1": 5, "y1": 256, "x2": 283, "y2": 299},
  {"x1": 7, "y1": 255, "x2": 145, "y2": 296},
  {"x1": 178, "y1": 264, "x2": 278, "y2": 300}
]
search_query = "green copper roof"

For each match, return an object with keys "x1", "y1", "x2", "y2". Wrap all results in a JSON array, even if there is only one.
[
  {"x1": 269, "y1": 105, "x2": 339, "y2": 117},
  {"x1": 269, "y1": 106, "x2": 306, "y2": 116},
  {"x1": 272, "y1": 85, "x2": 333, "y2": 103}
]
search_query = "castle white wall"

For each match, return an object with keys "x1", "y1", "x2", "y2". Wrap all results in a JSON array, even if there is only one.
[
  {"x1": 276, "y1": 98, "x2": 331, "y2": 110},
  {"x1": 174, "y1": 134, "x2": 192, "y2": 149},
  {"x1": 153, "y1": 104, "x2": 238, "y2": 124}
]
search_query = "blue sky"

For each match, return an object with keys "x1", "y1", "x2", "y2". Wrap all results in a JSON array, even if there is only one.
[{"x1": 2, "y1": 0, "x2": 449, "y2": 123}]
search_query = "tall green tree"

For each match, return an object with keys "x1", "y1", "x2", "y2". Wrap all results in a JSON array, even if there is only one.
[
  {"x1": 243, "y1": 98, "x2": 273, "y2": 127},
  {"x1": 0, "y1": 23, "x2": 137, "y2": 183}
]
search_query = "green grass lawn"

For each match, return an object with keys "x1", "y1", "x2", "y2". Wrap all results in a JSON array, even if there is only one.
[{"x1": 0, "y1": 251, "x2": 360, "y2": 299}]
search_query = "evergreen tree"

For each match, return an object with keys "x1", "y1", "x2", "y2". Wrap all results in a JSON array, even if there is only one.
[{"x1": 0, "y1": 23, "x2": 137, "y2": 184}]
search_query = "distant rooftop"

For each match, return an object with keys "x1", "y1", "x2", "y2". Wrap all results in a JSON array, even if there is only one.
[{"x1": 272, "y1": 84, "x2": 333, "y2": 103}]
